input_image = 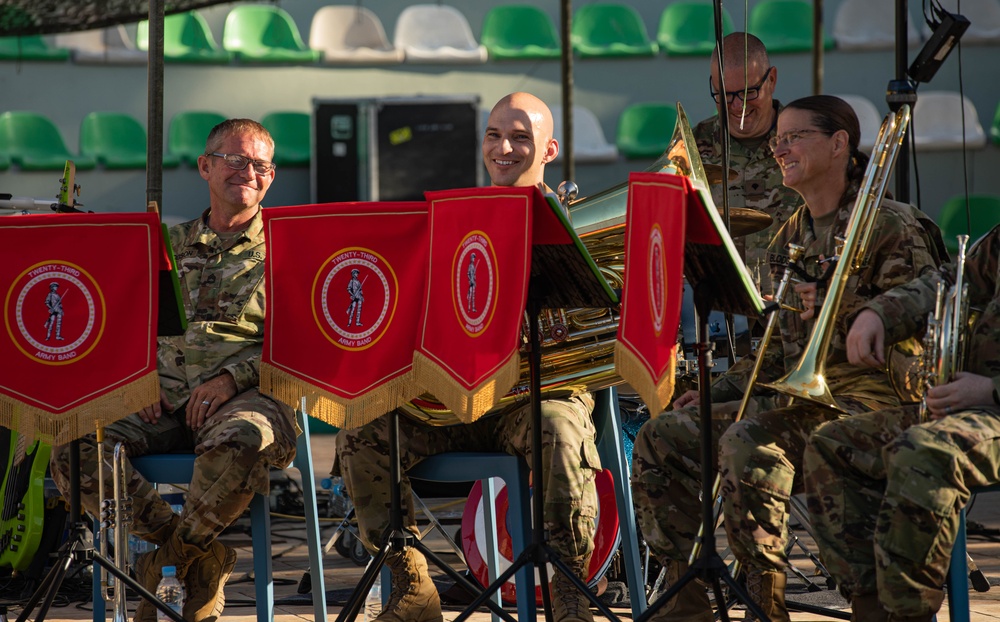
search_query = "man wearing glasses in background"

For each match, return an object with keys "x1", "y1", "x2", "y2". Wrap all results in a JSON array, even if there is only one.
[
  {"x1": 49, "y1": 119, "x2": 299, "y2": 622},
  {"x1": 694, "y1": 31, "x2": 802, "y2": 293}
]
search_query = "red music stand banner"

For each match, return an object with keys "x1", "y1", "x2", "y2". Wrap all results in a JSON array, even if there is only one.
[
  {"x1": 261, "y1": 202, "x2": 429, "y2": 430},
  {"x1": 615, "y1": 172, "x2": 687, "y2": 415},
  {"x1": 0, "y1": 213, "x2": 160, "y2": 444},
  {"x1": 413, "y1": 187, "x2": 533, "y2": 423}
]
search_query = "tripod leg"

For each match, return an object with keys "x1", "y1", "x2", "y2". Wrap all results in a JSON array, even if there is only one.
[
  {"x1": 336, "y1": 543, "x2": 390, "y2": 622},
  {"x1": 15, "y1": 539, "x2": 74, "y2": 622}
]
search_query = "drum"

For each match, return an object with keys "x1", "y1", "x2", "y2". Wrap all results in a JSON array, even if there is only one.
[{"x1": 461, "y1": 468, "x2": 620, "y2": 605}]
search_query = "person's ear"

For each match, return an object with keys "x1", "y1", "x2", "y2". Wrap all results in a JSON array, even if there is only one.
[
  {"x1": 197, "y1": 155, "x2": 211, "y2": 181},
  {"x1": 832, "y1": 129, "x2": 849, "y2": 155},
  {"x1": 541, "y1": 138, "x2": 559, "y2": 164}
]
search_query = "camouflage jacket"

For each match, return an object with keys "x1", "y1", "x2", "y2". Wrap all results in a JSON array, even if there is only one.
[
  {"x1": 158, "y1": 208, "x2": 267, "y2": 408},
  {"x1": 866, "y1": 224, "x2": 1000, "y2": 399},
  {"x1": 711, "y1": 197, "x2": 944, "y2": 410},
  {"x1": 693, "y1": 101, "x2": 803, "y2": 287}
]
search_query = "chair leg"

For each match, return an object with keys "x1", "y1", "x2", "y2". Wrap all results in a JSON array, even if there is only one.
[
  {"x1": 947, "y1": 508, "x2": 970, "y2": 622},
  {"x1": 251, "y1": 492, "x2": 274, "y2": 622}
]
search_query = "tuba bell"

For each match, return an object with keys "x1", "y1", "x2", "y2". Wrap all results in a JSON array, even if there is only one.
[
  {"x1": 760, "y1": 105, "x2": 911, "y2": 409},
  {"x1": 401, "y1": 104, "x2": 712, "y2": 425}
]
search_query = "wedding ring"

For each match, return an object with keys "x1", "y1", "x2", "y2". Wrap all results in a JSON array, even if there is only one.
[{"x1": 202, "y1": 400, "x2": 211, "y2": 405}]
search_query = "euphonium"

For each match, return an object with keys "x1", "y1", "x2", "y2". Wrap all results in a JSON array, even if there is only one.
[
  {"x1": 401, "y1": 104, "x2": 709, "y2": 425},
  {"x1": 760, "y1": 105, "x2": 911, "y2": 409},
  {"x1": 97, "y1": 428, "x2": 132, "y2": 622},
  {"x1": 919, "y1": 234, "x2": 971, "y2": 422}
]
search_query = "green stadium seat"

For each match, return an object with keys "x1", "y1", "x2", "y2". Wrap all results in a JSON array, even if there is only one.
[
  {"x1": 937, "y1": 195, "x2": 1000, "y2": 257},
  {"x1": 571, "y1": 3, "x2": 658, "y2": 59},
  {"x1": 222, "y1": 5, "x2": 321, "y2": 64},
  {"x1": 261, "y1": 111, "x2": 310, "y2": 167},
  {"x1": 481, "y1": 5, "x2": 561, "y2": 61},
  {"x1": 615, "y1": 103, "x2": 678, "y2": 159},
  {"x1": 657, "y1": 2, "x2": 734, "y2": 56},
  {"x1": 137, "y1": 11, "x2": 233, "y2": 64},
  {"x1": 991, "y1": 100, "x2": 1000, "y2": 146},
  {"x1": 0, "y1": 35, "x2": 70, "y2": 61},
  {"x1": 167, "y1": 110, "x2": 227, "y2": 167},
  {"x1": 0, "y1": 154, "x2": 9, "y2": 171},
  {"x1": 749, "y1": 0, "x2": 835, "y2": 54},
  {"x1": 0, "y1": 111, "x2": 94, "y2": 171},
  {"x1": 79, "y1": 111, "x2": 180, "y2": 170}
]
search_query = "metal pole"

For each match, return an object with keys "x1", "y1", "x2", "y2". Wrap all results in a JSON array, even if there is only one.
[
  {"x1": 146, "y1": 0, "x2": 164, "y2": 215},
  {"x1": 894, "y1": 0, "x2": 912, "y2": 203},
  {"x1": 813, "y1": 0, "x2": 824, "y2": 94},
  {"x1": 560, "y1": 0, "x2": 574, "y2": 183}
]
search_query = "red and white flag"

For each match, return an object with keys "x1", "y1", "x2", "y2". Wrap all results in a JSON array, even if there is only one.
[
  {"x1": 261, "y1": 202, "x2": 428, "y2": 430},
  {"x1": 615, "y1": 172, "x2": 687, "y2": 414},
  {"x1": 0, "y1": 212, "x2": 161, "y2": 444},
  {"x1": 412, "y1": 187, "x2": 534, "y2": 422}
]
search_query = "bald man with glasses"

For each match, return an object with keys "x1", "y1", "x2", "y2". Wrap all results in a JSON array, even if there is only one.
[{"x1": 693, "y1": 32, "x2": 803, "y2": 293}]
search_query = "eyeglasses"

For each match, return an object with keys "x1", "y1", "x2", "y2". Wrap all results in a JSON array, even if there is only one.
[
  {"x1": 767, "y1": 129, "x2": 829, "y2": 152},
  {"x1": 710, "y1": 67, "x2": 773, "y2": 105},
  {"x1": 208, "y1": 152, "x2": 275, "y2": 174}
]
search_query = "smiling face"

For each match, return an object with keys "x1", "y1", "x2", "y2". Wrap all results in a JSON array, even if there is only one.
[
  {"x1": 710, "y1": 60, "x2": 777, "y2": 140},
  {"x1": 772, "y1": 108, "x2": 845, "y2": 196},
  {"x1": 482, "y1": 92, "x2": 558, "y2": 188},
  {"x1": 197, "y1": 131, "x2": 275, "y2": 219}
]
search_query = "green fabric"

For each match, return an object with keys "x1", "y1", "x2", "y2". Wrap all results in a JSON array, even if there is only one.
[
  {"x1": 570, "y1": 3, "x2": 658, "y2": 58},
  {"x1": 481, "y1": 5, "x2": 560, "y2": 60},
  {"x1": 261, "y1": 111, "x2": 310, "y2": 167},
  {"x1": 137, "y1": 11, "x2": 233, "y2": 64},
  {"x1": 167, "y1": 111, "x2": 227, "y2": 167},
  {"x1": 222, "y1": 5, "x2": 320, "y2": 64},
  {"x1": 657, "y1": 2, "x2": 734, "y2": 56},
  {"x1": 749, "y1": 0, "x2": 835, "y2": 54},
  {"x1": 0, "y1": 111, "x2": 94, "y2": 171},
  {"x1": 615, "y1": 103, "x2": 677, "y2": 159}
]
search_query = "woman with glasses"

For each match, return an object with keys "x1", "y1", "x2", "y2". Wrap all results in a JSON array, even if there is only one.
[{"x1": 631, "y1": 95, "x2": 946, "y2": 621}]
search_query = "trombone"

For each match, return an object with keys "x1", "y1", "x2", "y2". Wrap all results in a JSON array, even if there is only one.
[{"x1": 761, "y1": 105, "x2": 911, "y2": 408}]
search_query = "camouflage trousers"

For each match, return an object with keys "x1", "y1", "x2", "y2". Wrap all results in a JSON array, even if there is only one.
[
  {"x1": 335, "y1": 395, "x2": 600, "y2": 560},
  {"x1": 804, "y1": 405, "x2": 1000, "y2": 618},
  {"x1": 631, "y1": 395, "x2": 781, "y2": 564},
  {"x1": 50, "y1": 388, "x2": 297, "y2": 549}
]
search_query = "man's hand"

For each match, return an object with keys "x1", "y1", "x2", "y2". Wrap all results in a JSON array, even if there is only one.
[
  {"x1": 846, "y1": 309, "x2": 886, "y2": 368},
  {"x1": 925, "y1": 372, "x2": 994, "y2": 419},
  {"x1": 794, "y1": 281, "x2": 819, "y2": 321},
  {"x1": 138, "y1": 390, "x2": 173, "y2": 425},
  {"x1": 186, "y1": 373, "x2": 238, "y2": 431},
  {"x1": 673, "y1": 389, "x2": 700, "y2": 409}
]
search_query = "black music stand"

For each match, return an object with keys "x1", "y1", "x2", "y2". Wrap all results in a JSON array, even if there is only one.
[
  {"x1": 635, "y1": 181, "x2": 769, "y2": 622},
  {"x1": 449, "y1": 193, "x2": 620, "y2": 622},
  {"x1": 16, "y1": 228, "x2": 187, "y2": 622}
]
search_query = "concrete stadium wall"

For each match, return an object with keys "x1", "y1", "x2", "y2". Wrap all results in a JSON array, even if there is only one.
[{"x1": 0, "y1": 0, "x2": 997, "y2": 227}]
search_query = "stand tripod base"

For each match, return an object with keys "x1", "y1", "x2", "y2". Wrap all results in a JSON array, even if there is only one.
[{"x1": 640, "y1": 552, "x2": 769, "y2": 622}]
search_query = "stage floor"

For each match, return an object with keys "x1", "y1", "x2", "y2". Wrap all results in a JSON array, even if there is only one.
[{"x1": 15, "y1": 431, "x2": 1000, "y2": 621}]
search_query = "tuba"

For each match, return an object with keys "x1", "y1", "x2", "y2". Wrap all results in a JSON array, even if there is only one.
[
  {"x1": 401, "y1": 104, "x2": 714, "y2": 425},
  {"x1": 760, "y1": 105, "x2": 911, "y2": 409},
  {"x1": 919, "y1": 234, "x2": 971, "y2": 421}
]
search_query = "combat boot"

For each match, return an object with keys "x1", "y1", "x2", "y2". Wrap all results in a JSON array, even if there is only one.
[
  {"x1": 646, "y1": 560, "x2": 713, "y2": 622},
  {"x1": 133, "y1": 535, "x2": 236, "y2": 622},
  {"x1": 851, "y1": 592, "x2": 889, "y2": 622},
  {"x1": 376, "y1": 547, "x2": 443, "y2": 622},
  {"x1": 745, "y1": 570, "x2": 790, "y2": 622},
  {"x1": 550, "y1": 554, "x2": 594, "y2": 622}
]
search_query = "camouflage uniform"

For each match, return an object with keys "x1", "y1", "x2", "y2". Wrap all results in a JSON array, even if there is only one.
[
  {"x1": 632, "y1": 196, "x2": 943, "y2": 572},
  {"x1": 335, "y1": 393, "x2": 601, "y2": 560},
  {"x1": 693, "y1": 102, "x2": 803, "y2": 294},
  {"x1": 50, "y1": 208, "x2": 297, "y2": 548},
  {"x1": 805, "y1": 225, "x2": 1000, "y2": 618}
]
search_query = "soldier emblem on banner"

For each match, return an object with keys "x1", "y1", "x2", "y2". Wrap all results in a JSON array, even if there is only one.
[
  {"x1": 314, "y1": 247, "x2": 396, "y2": 351},
  {"x1": 6, "y1": 261, "x2": 105, "y2": 365},
  {"x1": 453, "y1": 231, "x2": 498, "y2": 337}
]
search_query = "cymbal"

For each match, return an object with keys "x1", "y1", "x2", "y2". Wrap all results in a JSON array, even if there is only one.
[
  {"x1": 703, "y1": 163, "x2": 740, "y2": 185},
  {"x1": 721, "y1": 207, "x2": 773, "y2": 237}
]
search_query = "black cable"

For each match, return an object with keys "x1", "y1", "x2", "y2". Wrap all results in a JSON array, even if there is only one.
[
  {"x1": 956, "y1": 0, "x2": 972, "y2": 237},
  {"x1": 910, "y1": 105, "x2": 922, "y2": 211}
]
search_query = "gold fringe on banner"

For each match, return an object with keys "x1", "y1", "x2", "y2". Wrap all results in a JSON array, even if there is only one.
[
  {"x1": 260, "y1": 363, "x2": 420, "y2": 431},
  {"x1": 411, "y1": 351, "x2": 521, "y2": 424},
  {"x1": 0, "y1": 370, "x2": 160, "y2": 446},
  {"x1": 614, "y1": 340, "x2": 676, "y2": 416}
]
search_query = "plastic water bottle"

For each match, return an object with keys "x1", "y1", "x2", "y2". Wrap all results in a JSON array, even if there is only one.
[
  {"x1": 155, "y1": 565, "x2": 185, "y2": 621},
  {"x1": 363, "y1": 581, "x2": 381, "y2": 621}
]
